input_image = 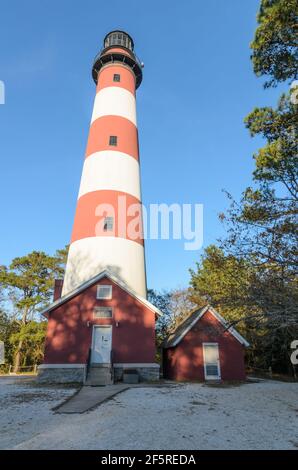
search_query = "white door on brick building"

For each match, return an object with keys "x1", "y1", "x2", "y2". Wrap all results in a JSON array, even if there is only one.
[
  {"x1": 91, "y1": 326, "x2": 112, "y2": 364},
  {"x1": 203, "y1": 343, "x2": 221, "y2": 380}
]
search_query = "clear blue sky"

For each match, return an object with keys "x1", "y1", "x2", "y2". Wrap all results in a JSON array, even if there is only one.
[{"x1": 0, "y1": 0, "x2": 286, "y2": 291}]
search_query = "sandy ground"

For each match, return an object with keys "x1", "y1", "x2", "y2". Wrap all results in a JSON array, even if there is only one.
[{"x1": 0, "y1": 377, "x2": 297, "y2": 450}]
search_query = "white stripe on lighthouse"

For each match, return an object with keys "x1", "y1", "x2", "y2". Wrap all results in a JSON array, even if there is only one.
[
  {"x1": 62, "y1": 58, "x2": 146, "y2": 298},
  {"x1": 91, "y1": 87, "x2": 137, "y2": 126},
  {"x1": 62, "y1": 236, "x2": 147, "y2": 298},
  {"x1": 78, "y1": 151, "x2": 141, "y2": 200}
]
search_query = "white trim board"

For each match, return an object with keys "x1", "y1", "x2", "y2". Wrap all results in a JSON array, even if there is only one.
[
  {"x1": 113, "y1": 363, "x2": 159, "y2": 368},
  {"x1": 38, "y1": 364, "x2": 86, "y2": 369},
  {"x1": 38, "y1": 363, "x2": 159, "y2": 369}
]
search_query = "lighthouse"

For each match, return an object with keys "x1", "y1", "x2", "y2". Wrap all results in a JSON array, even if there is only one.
[
  {"x1": 62, "y1": 30, "x2": 146, "y2": 298},
  {"x1": 39, "y1": 31, "x2": 161, "y2": 385},
  {"x1": 38, "y1": 31, "x2": 248, "y2": 386}
]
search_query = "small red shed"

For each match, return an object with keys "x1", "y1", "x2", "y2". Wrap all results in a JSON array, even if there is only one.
[{"x1": 163, "y1": 305, "x2": 249, "y2": 382}]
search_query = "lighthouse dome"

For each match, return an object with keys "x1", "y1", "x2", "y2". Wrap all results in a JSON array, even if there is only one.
[{"x1": 103, "y1": 31, "x2": 134, "y2": 51}]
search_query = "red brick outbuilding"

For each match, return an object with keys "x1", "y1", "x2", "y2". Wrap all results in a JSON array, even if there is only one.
[
  {"x1": 163, "y1": 306, "x2": 249, "y2": 382},
  {"x1": 38, "y1": 270, "x2": 161, "y2": 383}
]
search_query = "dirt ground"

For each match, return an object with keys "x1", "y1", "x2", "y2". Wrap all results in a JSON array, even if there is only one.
[{"x1": 0, "y1": 376, "x2": 297, "y2": 450}]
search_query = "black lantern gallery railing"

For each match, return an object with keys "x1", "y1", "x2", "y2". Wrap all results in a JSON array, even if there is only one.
[{"x1": 92, "y1": 30, "x2": 143, "y2": 89}]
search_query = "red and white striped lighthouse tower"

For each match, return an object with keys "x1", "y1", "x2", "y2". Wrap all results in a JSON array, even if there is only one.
[{"x1": 62, "y1": 31, "x2": 147, "y2": 298}]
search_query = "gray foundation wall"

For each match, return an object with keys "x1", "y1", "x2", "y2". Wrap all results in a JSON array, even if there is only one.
[
  {"x1": 38, "y1": 366, "x2": 86, "y2": 384},
  {"x1": 38, "y1": 364, "x2": 160, "y2": 384},
  {"x1": 114, "y1": 365, "x2": 160, "y2": 382}
]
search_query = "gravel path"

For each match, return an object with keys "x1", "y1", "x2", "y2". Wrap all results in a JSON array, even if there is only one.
[
  {"x1": 0, "y1": 377, "x2": 77, "y2": 449},
  {"x1": 0, "y1": 378, "x2": 297, "y2": 450}
]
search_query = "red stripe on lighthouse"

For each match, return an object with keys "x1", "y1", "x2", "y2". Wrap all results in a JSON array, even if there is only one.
[
  {"x1": 85, "y1": 115, "x2": 139, "y2": 160},
  {"x1": 96, "y1": 65, "x2": 136, "y2": 95},
  {"x1": 71, "y1": 190, "x2": 144, "y2": 245}
]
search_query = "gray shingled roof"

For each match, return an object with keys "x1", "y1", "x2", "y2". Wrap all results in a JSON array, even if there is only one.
[
  {"x1": 162, "y1": 306, "x2": 207, "y2": 348},
  {"x1": 162, "y1": 305, "x2": 249, "y2": 348}
]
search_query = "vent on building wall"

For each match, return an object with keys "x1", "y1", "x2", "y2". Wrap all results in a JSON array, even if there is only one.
[
  {"x1": 96, "y1": 285, "x2": 112, "y2": 299},
  {"x1": 94, "y1": 306, "x2": 113, "y2": 318}
]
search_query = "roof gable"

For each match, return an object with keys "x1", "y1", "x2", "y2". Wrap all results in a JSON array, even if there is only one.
[
  {"x1": 41, "y1": 270, "x2": 162, "y2": 317},
  {"x1": 163, "y1": 305, "x2": 249, "y2": 348}
]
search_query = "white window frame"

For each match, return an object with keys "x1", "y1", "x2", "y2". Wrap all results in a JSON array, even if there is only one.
[
  {"x1": 96, "y1": 285, "x2": 112, "y2": 300},
  {"x1": 202, "y1": 342, "x2": 221, "y2": 380},
  {"x1": 93, "y1": 306, "x2": 113, "y2": 319}
]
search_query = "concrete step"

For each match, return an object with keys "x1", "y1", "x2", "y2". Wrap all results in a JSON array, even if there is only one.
[
  {"x1": 85, "y1": 365, "x2": 113, "y2": 386},
  {"x1": 85, "y1": 376, "x2": 113, "y2": 386}
]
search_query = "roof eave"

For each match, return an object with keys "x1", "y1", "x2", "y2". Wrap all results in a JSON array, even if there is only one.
[
  {"x1": 41, "y1": 270, "x2": 162, "y2": 318},
  {"x1": 163, "y1": 305, "x2": 249, "y2": 348}
]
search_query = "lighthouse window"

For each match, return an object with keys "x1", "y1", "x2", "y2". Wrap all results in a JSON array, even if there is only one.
[
  {"x1": 103, "y1": 216, "x2": 114, "y2": 231},
  {"x1": 113, "y1": 74, "x2": 120, "y2": 82},
  {"x1": 96, "y1": 285, "x2": 112, "y2": 299},
  {"x1": 109, "y1": 135, "x2": 117, "y2": 146},
  {"x1": 94, "y1": 307, "x2": 113, "y2": 318}
]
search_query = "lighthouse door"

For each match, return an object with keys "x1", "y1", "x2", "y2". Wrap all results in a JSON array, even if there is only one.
[{"x1": 91, "y1": 326, "x2": 112, "y2": 364}]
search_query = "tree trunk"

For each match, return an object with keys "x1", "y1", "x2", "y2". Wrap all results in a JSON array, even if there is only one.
[
  {"x1": 13, "y1": 339, "x2": 23, "y2": 374},
  {"x1": 13, "y1": 307, "x2": 29, "y2": 374}
]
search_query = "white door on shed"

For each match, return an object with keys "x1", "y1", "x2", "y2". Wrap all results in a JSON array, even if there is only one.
[
  {"x1": 203, "y1": 343, "x2": 221, "y2": 380},
  {"x1": 91, "y1": 326, "x2": 112, "y2": 364}
]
